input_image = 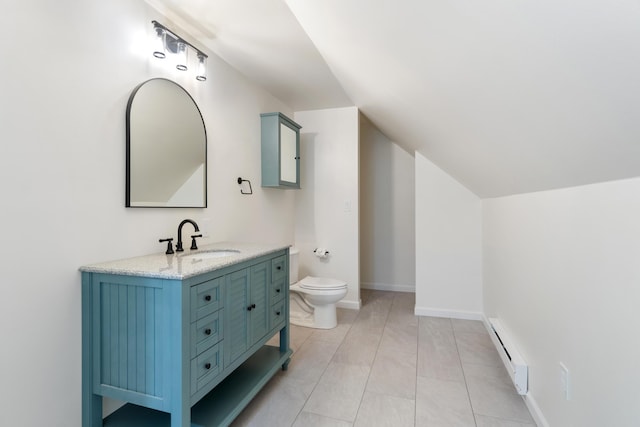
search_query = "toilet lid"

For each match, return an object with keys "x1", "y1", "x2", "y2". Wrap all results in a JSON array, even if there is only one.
[{"x1": 299, "y1": 276, "x2": 347, "y2": 290}]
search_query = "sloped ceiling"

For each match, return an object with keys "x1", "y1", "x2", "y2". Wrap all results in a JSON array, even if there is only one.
[{"x1": 149, "y1": 0, "x2": 640, "y2": 198}]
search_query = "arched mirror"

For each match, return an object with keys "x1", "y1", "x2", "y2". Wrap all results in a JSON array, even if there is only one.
[{"x1": 126, "y1": 78, "x2": 207, "y2": 207}]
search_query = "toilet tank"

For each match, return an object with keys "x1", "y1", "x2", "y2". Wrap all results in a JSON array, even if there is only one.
[{"x1": 289, "y1": 246, "x2": 299, "y2": 284}]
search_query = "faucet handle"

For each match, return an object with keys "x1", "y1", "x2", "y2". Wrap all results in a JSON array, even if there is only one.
[
  {"x1": 159, "y1": 238, "x2": 174, "y2": 255},
  {"x1": 190, "y1": 234, "x2": 203, "y2": 250}
]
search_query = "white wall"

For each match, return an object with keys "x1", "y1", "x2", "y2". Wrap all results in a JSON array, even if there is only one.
[
  {"x1": 483, "y1": 177, "x2": 640, "y2": 427},
  {"x1": 360, "y1": 115, "x2": 415, "y2": 292},
  {"x1": 415, "y1": 152, "x2": 483, "y2": 318},
  {"x1": 293, "y1": 107, "x2": 360, "y2": 308},
  {"x1": 0, "y1": 2, "x2": 296, "y2": 426}
]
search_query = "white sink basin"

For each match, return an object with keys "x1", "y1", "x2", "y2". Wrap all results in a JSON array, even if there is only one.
[{"x1": 182, "y1": 249, "x2": 241, "y2": 260}]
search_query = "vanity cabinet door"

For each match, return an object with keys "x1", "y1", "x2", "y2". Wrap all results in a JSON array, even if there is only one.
[
  {"x1": 225, "y1": 269, "x2": 250, "y2": 365},
  {"x1": 224, "y1": 260, "x2": 272, "y2": 366},
  {"x1": 261, "y1": 112, "x2": 301, "y2": 189}
]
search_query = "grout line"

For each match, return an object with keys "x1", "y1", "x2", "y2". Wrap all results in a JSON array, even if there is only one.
[
  {"x1": 451, "y1": 320, "x2": 479, "y2": 427},
  {"x1": 351, "y1": 291, "x2": 392, "y2": 426}
]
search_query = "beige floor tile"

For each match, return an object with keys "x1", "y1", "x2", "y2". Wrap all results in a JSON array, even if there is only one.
[
  {"x1": 391, "y1": 291, "x2": 416, "y2": 308},
  {"x1": 451, "y1": 318, "x2": 489, "y2": 335},
  {"x1": 475, "y1": 414, "x2": 537, "y2": 427},
  {"x1": 233, "y1": 290, "x2": 536, "y2": 427},
  {"x1": 417, "y1": 325, "x2": 465, "y2": 382},
  {"x1": 302, "y1": 361, "x2": 370, "y2": 421},
  {"x1": 302, "y1": 382, "x2": 362, "y2": 422},
  {"x1": 366, "y1": 350, "x2": 417, "y2": 399},
  {"x1": 230, "y1": 375, "x2": 315, "y2": 427},
  {"x1": 378, "y1": 321, "x2": 418, "y2": 355},
  {"x1": 386, "y1": 309, "x2": 419, "y2": 328},
  {"x1": 463, "y1": 363, "x2": 535, "y2": 423},
  {"x1": 416, "y1": 376, "x2": 476, "y2": 427},
  {"x1": 354, "y1": 391, "x2": 415, "y2": 427},
  {"x1": 286, "y1": 338, "x2": 340, "y2": 383},
  {"x1": 419, "y1": 315, "x2": 453, "y2": 333},
  {"x1": 293, "y1": 411, "x2": 354, "y2": 427},
  {"x1": 332, "y1": 329, "x2": 381, "y2": 367},
  {"x1": 455, "y1": 330, "x2": 503, "y2": 367}
]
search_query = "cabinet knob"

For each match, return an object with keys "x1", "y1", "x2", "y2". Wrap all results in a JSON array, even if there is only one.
[
  {"x1": 276, "y1": 266, "x2": 282, "y2": 270},
  {"x1": 247, "y1": 305, "x2": 252, "y2": 311},
  {"x1": 204, "y1": 328, "x2": 212, "y2": 335},
  {"x1": 204, "y1": 295, "x2": 212, "y2": 302},
  {"x1": 251, "y1": 303, "x2": 256, "y2": 309},
  {"x1": 205, "y1": 363, "x2": 211, "y2": 370},
  {"x1": 276, "y1": 311, "x2": 281, "y2": 316},
  {"x1": 276, "y1": 288, "x2": 280, "y2": 293}
]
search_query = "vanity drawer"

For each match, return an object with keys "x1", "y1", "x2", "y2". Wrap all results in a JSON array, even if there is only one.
[
  {"x1": 191, "y1": 311, "x2": 223, "y2": 358},
  {"x1": 271, "y1": 277, "x2": 286, "y2": 303},
  {"x1": 190, "y1": 341, "x2": 223, "y2": 396},
  {"x1": 271, "y1": 255, "x2": 286, "y2": 281},
  {"x1": 191, "y1": 276, "x2": 224, "y2": 322},
  {"x1": 270, "y1": 300, "x2": 286, "y2": 330}
]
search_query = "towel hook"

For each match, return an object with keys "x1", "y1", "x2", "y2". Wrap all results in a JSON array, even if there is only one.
[{"x1": 237, "y1": 177, "x2": 253, "y2": 195}]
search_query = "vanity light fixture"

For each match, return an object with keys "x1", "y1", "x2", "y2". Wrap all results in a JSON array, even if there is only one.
[{"x1": 151, "y1": 20, "x2": 208, "y2": 81}]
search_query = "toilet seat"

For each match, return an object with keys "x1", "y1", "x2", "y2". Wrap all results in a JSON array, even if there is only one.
[{"x1": 299, "y1": 276, "x2": 347, "y2": 291}]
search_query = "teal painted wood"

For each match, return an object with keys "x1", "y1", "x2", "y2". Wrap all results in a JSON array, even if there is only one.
[
  {"x1": 224, "y1": 268, "x2": 249, "y2": 366},
  {"x1": 190, "y1": 276, "x2": 223, "y2": 322},
  {"x1": 91, "y1": 275, "x2": 171, "y2": 411},
  {"x1": 82, "y1": 272, "x2": 102, "y2": 427},
  {"x1": 260, "y1": 112, "x2": 301, "y2": 189},
  {"x1": 82, "y1": 249, "x2": 291, "y2": 427},
  {"x1": 249, "y1": 262, "x2": 269, "y2": 343},
  {"x1": 102, "y1": 347, "x2": 292, "y2": 427},
  {"x1": 98, "y1": 281, "x2": 162, "y2": 395}
]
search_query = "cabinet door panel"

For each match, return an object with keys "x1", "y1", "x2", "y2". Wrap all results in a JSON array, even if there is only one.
[
  {"x1": 280, "y1": 123, "x2": 298, "y2": 183},
  {"x1": 225, "y1": 269, "x2": 249, "y2": 365}
]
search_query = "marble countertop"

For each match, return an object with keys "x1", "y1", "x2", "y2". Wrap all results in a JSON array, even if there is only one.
[{"x1": 79, "y1": 242, "x2": 290, "y2": 279}]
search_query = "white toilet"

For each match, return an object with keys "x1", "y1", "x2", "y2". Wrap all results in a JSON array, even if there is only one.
[{"x1": 288, "y1": 247, "x2": 348, "y2": 329}]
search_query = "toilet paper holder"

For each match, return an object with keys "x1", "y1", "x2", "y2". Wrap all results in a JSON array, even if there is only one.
[{"x1": 313, "y1": 248, "x2": 330, "y2": 256}]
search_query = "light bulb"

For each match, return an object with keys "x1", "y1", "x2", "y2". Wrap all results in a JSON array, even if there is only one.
[
  {"x1": 176, "y1": 41, "x2": 188, "y2": 71},
  {"x1": 152, "y1": 25, "x2": 166, "y2": 59},
  {"x1": 196, "y1": 53, "x2": 207, "y2": 81}
]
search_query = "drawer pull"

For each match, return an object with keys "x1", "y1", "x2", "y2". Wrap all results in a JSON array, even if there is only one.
[
  {"x1": 204, "y1": 328, "x2": 212, "y2": 335},
  {"x1": 276, "y1": 288, "x2": 281, "y2": 293},
  {"x1": 205, "y1": 363, "x2": 211, "y2": 370},
  {"x1": 204, "y1": 295, "x2": 212, "y2": 302}
]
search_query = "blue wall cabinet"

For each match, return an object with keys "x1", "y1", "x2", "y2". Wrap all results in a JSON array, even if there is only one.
[
  {"x1": 261, "y1": 112, "x2": 302, "y2": 189},
  {"x1": 81, "y1": 249, "x2": 291, "y2": 426}
]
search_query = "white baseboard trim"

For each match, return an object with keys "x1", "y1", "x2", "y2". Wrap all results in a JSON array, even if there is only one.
[
  {"x1": 337, "y1": 299, "x2": 361, "y2": 310},
  {"x1": 523, "y1": 392, "x2": 550, "y2": 427},
  {"x1": 414, "y1": 306, "x2": 484, "y2": 321},
  {"x1": 361, "y1": 282, "x2": 415, "y2": 293}
]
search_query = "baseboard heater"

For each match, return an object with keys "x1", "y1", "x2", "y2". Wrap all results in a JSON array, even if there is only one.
[{"x1": 488, "y1": 318, "x2": 528, "y2": 395}]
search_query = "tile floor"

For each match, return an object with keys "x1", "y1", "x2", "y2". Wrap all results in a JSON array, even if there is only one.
[{"x1": 231, "y1": 290, "x2": 536, "y2": 427}]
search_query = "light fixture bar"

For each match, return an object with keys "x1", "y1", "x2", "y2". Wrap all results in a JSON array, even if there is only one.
[{"x1": 151, "y1": 20, "x2": 208, "y2": 59}]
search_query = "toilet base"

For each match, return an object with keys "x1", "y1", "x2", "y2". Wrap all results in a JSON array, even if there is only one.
[{"x1": 290, "y1": 296, "x2": 338, "y2": 329}]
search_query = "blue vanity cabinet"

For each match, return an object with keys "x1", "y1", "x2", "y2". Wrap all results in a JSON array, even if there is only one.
[
  {"x1": 81, "y1": 248, "x2": 291, "y2": 427},
  {"x1": 261, "y1": 112, "x2": 302, "y2": 189}
]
